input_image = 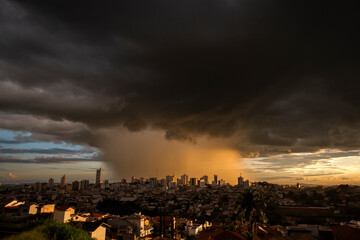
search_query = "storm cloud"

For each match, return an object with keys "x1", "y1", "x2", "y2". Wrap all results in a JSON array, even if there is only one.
[
  {"x1": 0, "y1": 155, "x2": 100, "y2": 164},
  {"x1": 0, "y1": 147, "x2": 94, "y2": 154},
  {"x1": 0, "y1": 1, "x2": 359, "y2": 163}
]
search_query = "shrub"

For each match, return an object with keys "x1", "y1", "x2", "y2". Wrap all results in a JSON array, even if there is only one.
[{"x1": 4, "y1": 220, "x2": 94, "y2": 240}]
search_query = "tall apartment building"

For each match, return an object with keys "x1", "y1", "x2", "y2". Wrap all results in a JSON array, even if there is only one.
[
  {"x1": 60, "y1": 175, "x2": 66, "y2": 189},
  {"x1": 238, "y1": 175, "x2": 244, "y2": 186},
  {"x1": 201, "y1": 175, "x2": 209, "y2": 184},
  {"x1": 80, "y1": 180, "x2": 89, "y2": 190},
  {"x1": 104, "y1": 180, "x2": 109, "y2": 188},
  {"x1": 96, "y1": 168, "x2": 101, "y2": 186},
  {"x1": 72, "y1": 180, "x2": 80, "y2": 191},
  {"x1": 166, "y1": 175, "x2": 175, "y2": 187},
  {"x1": 48, "y1": 178, "x2": 54, "y2": 189},
  {"x1": 190, "y1": 178, "x2": 197, "y2": 186},
  {"x1": 150, "y1": 177, "x2": 157, "y2": 188},
  {"x1": 181, "y1": 174, "x2": 189, "y2": 185},
  {"x1": 244, "y1": 180, "x2": 250, "y2": 189}
]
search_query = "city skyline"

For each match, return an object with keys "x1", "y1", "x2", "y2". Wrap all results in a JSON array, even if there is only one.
[
  {"x1": 1, "y1": 1, "x2": 360, "y2": 185},
  {"x1": 1, "y1": 127, "x2": 360, "y2": 185},
  {"x1": 21, "y1": 169, "x2": 255, "y2": 192}
]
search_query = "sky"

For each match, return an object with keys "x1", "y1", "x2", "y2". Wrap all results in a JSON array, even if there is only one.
[{"x1": 0, "y1": 1, "x2": 359, "y2": 185}]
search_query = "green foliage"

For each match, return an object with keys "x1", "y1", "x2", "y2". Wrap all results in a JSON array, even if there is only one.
[
  {"x1": 242, "y1": 231, "x2": 254, "y2": 240},
  {"x1": 4, "y1": 220, "x2": 94, "y2": 240},
  {"x1": 240, "y1": 188, "x2": 267, "y2": 222},
  {"x1": 265, "y1": 203, "x2": 284, "y2": 225},
  {"x1": 4, "y1": 225, "x2": 48, "y2": 240},
  {"x1": 46, "y1": 220, "x2": 94, "y2": 240},
  {"x1": 0, "y1": 222, "x2": 29, "y2": 233},
  {"x1": 234, "y1": 187, "x2": 267, "y2": 233}
]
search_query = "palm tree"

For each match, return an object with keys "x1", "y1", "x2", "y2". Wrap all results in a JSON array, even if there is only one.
[{"x1": 238, "y1": 187, "x2": 267, "y2": 236}]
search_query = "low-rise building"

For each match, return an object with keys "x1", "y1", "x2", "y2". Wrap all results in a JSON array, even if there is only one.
[
  {"x1": 40, "y1": 204, "x2": 55, "y2": 213},
  {"x1": 53, "y1": 206, "x2": 75, "y2": 223},
  {"x1": 82, "y1": 221, "x2": 110, "y2": 240}
]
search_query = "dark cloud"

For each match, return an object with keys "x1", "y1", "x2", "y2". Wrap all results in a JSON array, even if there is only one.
[
  {"x1": 0, "y1": 147, "x2": 94, "y2": 154},
  {"x1": 0, "y1": 155, "x2": 100, "y2": 164},
  {"x1": 0, "y1": 112, "x2": 96, "y2": 145},
  {"x1": 0, "y1": 0, "x2": 359, "y2": 158},
  {"x1": 0, "y1": 139, "x2": 34, "y2": 144}
]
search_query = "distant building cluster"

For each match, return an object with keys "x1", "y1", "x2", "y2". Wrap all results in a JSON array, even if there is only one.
[
  {"x1": 237, "y1": 175, "x2": 251, "y2": 189},
  {"x1": 134, "y1": 173, "x2": 242, "y2": 190},
  {"x1": 33, "y1": 168, "x2": 107, "y2": 194},
  {"x1": 34, "y1": 169, "x2": 253, "y2": 193}
]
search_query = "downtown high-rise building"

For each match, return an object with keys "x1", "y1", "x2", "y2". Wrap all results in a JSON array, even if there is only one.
[
  {"x1": 190, "y1": 177, "x2": 197, "y2": 186},
  {"x1": 96, "y1": 168, "x2": 101, "y2": 186},
  {"x1": 238, "y1": 175, "x2": 244, "y2": 186},
  {"x1": 150, "y1": 177, "x2": 157, "y2": 188},
  {"x1": 213, "y1": 174, "x2": 218, "y2": 185},
  {"x1": 72, "y1": 180, "x2": 80, "y2": 191},
  {"x1": 201, "y1": 175, "x2": 209, "y2": 184},
  {"x1": 48, "y1": 178, "x2": 54, "y2": 189},
  {"x1": 181, "y1": 174, "x2": 189, "y2": 185},
  {"x1": 60, "y1": 175, "x2": 66, "y2": 189},
  {"x1": 244, "y1": 180, "x2": 250, "y2": 189},
  {"x1": 166, "y1": 175, "x2": 175, "y2": 187},
  {"x1": 104, "y1": 180, "x2": 109, "y2": 188},
  {"x1": 80, "y1": 180, "x2": 89, "y2": 190},
  {"x1": 199, "y1": 179, "x2": 206, "y2": 187}
]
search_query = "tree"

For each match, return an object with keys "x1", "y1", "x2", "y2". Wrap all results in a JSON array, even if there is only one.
[{"x1": 238, "y1": 187, "x2": 267, "y2": 236}]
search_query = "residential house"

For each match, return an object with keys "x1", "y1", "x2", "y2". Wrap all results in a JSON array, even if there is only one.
[
  {"x1": 82, "y1": 221, "x2": 110, "y2": 240},
  {"x1": 53, "y1": 206, "x2": 75, "y2": 223}
]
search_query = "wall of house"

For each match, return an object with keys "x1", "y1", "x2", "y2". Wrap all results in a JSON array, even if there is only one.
[
  {"x1": 53, "y1": 210, "x2": 71, "y2": 223},
  {"x1": 91, "y1": 226, "x2": 106, "y2": 240},
  {"x1": 67, "y1": 208, "x2": 75, "y2": 214},
  {"x1": 29, "y1": 205, "x2": 38, "y2": 215},
  {"x1": 41, "y1": 204, "x2": 55, "y2": 213},
  {"x1": 127, "y1": 218, "x2": 145, "y2": 236},
  {"x1": 72, "y1": 215, "x2": 87, "y2": 222}
]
